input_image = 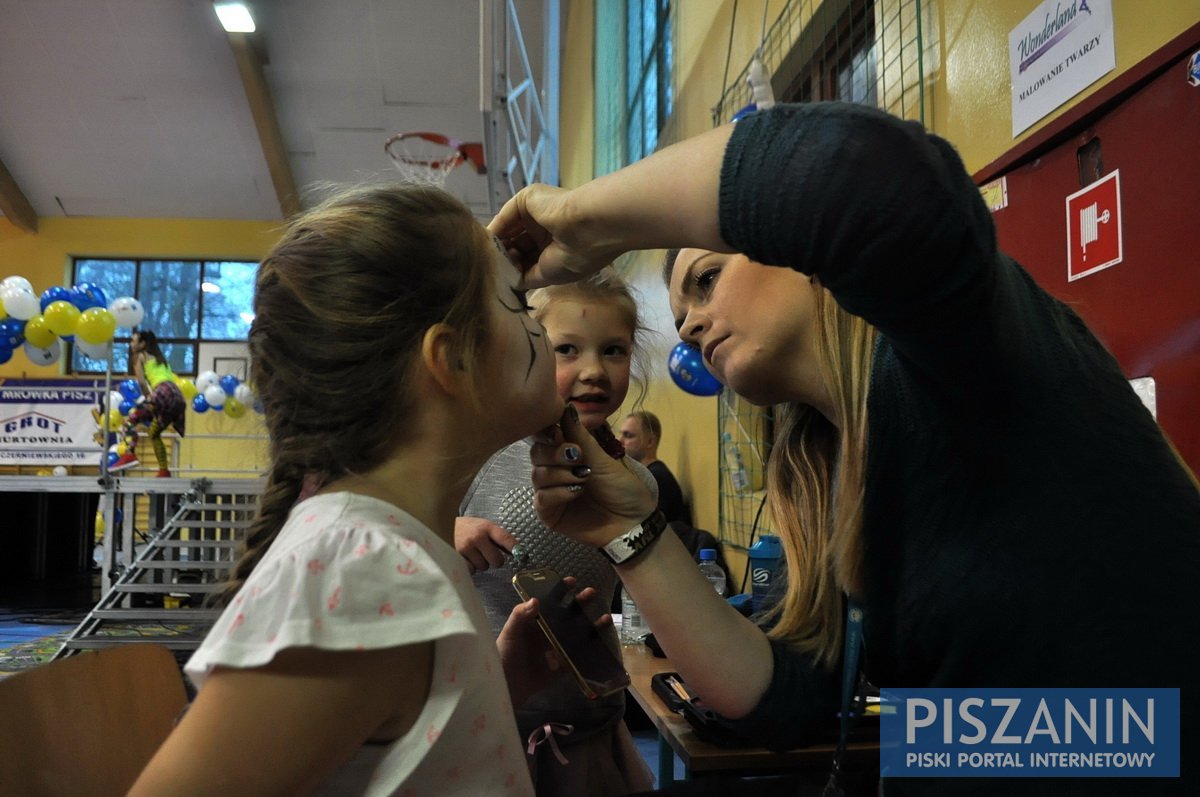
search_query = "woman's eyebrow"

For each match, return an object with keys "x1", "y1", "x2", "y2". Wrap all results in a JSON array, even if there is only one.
[{"x1": 673, "y1": 252, "x2": 719, "y2": 331}]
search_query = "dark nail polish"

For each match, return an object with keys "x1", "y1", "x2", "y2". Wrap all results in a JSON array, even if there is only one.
[
  {"x1": 571, "y1": 465, "x2": 592, "y2": 478},
  {"x1": 564, "y1": 446, "x2": 581, "y2": 462}
]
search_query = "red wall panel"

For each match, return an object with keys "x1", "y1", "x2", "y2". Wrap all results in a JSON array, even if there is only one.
[{"x1": 988, "y1": 48, "x2": 1200, "y2": 474}]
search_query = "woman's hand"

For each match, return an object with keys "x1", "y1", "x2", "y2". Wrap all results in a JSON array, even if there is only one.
[
  {"x1": 529, "y1": 406, "x2": 656, "y2": 548},
  {"x1": 488, "y1": 123, "x2": 735, "y2": 288},
  {"x1": 488, "y1": 184, "x2": 622, "y2": 288}
]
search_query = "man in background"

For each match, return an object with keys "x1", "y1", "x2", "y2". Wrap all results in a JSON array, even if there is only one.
[{"x1": 620, "y1": 411, "x2": 691, "y2": 526}]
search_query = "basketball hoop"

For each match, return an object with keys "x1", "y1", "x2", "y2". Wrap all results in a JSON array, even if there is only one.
[{"x1": 385, "y1": 132, "x2": 487, "y2": 187}]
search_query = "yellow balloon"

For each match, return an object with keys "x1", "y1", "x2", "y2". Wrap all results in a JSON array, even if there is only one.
[
  {"x1": 23, "y1": 314, "x2": 57, "y2": 348},
  {"x1": 177, "y1": 378, "x2": 199, "y2": 400},
  {"x1": 43, "y1": 300, "x2": 81, "y2": 336},
  {"x1": 107, "y1": 407, "x2": 123, "y2": 429},
  {"x1": 95, "y1": 511, "x2": 105, "y2": 537},
  {"x1": 75, "y1": 307, "x2": 117, "y2": 344},
  {"x1": 223, "y1": 398, "x2": 247, "y2": 418}
]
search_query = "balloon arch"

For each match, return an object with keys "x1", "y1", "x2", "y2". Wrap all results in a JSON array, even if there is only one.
[{"x1": 3, "y1": 274, "x2": 261, "y2": 437}]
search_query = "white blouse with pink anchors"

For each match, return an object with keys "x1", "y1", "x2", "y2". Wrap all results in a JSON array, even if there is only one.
[{"x1": 186, "y1": 491, "x2": 534, "y2": 797}]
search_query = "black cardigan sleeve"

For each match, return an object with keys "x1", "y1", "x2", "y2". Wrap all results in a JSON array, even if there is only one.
[
  {"x1": 718, "y1": 102, "x2": 1020, "y2": 392},
  {"x1": 709, "y1": 638, "x2": 841, "y2": 751}
]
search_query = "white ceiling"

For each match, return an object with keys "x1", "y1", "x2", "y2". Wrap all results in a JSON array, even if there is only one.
[{"x1": 0, "y1": 0, "x2": 544, "y2": 224}]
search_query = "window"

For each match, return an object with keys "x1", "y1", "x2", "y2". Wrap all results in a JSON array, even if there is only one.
[
  {"x1": 595, "y1": 0, "x2": 673, "y2": 176},
  {"x1": 70, "y1": 258, "x2": 256, "y2": 375},
  {"x1": 779, "y1": 0, "x2": 877, "y2": 105}
]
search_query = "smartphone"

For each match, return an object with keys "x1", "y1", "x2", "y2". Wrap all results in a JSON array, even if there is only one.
[{"x1": 512, "y1": 567, "x2": 631, "y2": 700}]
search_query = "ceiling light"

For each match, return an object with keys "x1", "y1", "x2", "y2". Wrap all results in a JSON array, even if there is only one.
[
  {"x1": 214, "y1": 2, "x2": 256, "y2": 33},
  {"x1": 201, "y1": 282, "x2": 222, "y2": 294}
]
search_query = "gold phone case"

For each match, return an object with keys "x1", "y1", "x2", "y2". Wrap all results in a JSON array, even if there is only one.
[{"x1": 512, "y1": 570, "x2": 630, "y2": 700}]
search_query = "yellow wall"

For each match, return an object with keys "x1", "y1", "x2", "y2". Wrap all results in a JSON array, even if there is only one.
[
  {"x1": 557, "y1": 0, "x2": 1200, "y2": 584},
  {"x1": 932, "y1": 0, "x2": 1200, "y2": 173},
  {"x1": 0, "y1": 215, "x2": 281, "y2": 478}
]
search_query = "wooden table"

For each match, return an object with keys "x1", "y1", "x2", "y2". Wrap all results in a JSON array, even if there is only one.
[{"x1": 622, "y1": 642, "x2": 879, "y2": 786}]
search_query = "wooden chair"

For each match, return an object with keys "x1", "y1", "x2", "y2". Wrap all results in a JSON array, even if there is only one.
[{"x1": 0, "y1": 643, "x2": 188, "y2": 797}]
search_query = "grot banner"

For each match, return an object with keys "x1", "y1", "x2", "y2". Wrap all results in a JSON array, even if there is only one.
[{"x1": 879, "y1": 688, "x2": 1180, "y2": 778}]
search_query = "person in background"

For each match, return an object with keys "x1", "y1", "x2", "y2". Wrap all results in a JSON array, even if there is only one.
[
  {"x1": 109, "y1": 329, "x2": 186, "y2": 477},
  {"x1": 456, "y1": 269, "x2": 655, "y2": 796},
  {"x1": 620, "y1": 410, "x2": 690, "y2": 526},
  {"x1": 492, "y1": 101, "x2": 1200, "y2": 796},
  {"x1": 129, "y1": 183, "x2": 603, "y2": 796}
]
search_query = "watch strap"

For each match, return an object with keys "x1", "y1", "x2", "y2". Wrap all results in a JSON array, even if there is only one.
[{"x1": 600, "y1": 510, "x2": 668, "y2": 565}]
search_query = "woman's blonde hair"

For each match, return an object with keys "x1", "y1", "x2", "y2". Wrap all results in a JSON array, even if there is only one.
[
  {"x1": 528, "y1": 267, "x2": 651, "y2": 407},
  {"x1": 764, "y1": 281, "x2": 876, "y2": 668},
  {"x1": 218, "y1": 184, "x2": 493, "y2": 604},
  {"x1": 662, "y1": 249, "x2": 876, "y2": 668}
]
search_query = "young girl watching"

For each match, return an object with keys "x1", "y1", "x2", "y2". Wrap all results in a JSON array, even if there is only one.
[
  {"x1": 110, "y1": 329, "x2": 186, "y2": 477},
  {"x1": 456, "y1": 269, "x2": 655, "y2": 796},
  {"x1": 129, "y1": 184, "x2": 581, "y2": 796}
]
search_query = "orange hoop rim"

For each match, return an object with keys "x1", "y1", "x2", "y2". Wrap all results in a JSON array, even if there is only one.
[{"x1": 385, "y1": 131, "x2": 486, "y2": 174}]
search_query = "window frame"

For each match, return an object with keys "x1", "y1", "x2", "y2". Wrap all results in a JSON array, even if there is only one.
[{"x1": 68, "y1": 257, "x2": 257, "y2": 376}]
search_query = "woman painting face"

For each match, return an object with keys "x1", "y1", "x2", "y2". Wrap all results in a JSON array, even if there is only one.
[{"x1": 668, "y1": 249, "x2": 830, "y2": 412}]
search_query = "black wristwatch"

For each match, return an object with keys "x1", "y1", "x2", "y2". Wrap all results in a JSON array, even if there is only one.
[{"x1": 600, "y1": 510, "x2": 668, "y2": 565}]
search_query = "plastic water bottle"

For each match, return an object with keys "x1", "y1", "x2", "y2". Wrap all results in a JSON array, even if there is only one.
[
  {"x1": 620, "y1": 589, "x2": 646, "y2": 643},
  {"x1": 746, "y1": 57, "x2": 776, "y2": 110},
  {"x1": 721, "y1": 431, "x2": 750, "y2": 492},
  {"x1": 747, "y1": 534, "x2": 783, "y2": 610},
  {"x1": 698, "y1": 549, "x2": 727, "y2": 597}
]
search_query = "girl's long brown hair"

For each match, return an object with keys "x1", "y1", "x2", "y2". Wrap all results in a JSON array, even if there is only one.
[{"x1": 217, "y1": 184, "x2": 492, "y2": 604}]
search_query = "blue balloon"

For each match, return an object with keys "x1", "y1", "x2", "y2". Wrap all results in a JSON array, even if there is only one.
[
  {"x1": 104, "y1": 451, "x2": 120, "y2": 468},
  {"x1": 667, "y1": 342, "x2": 723, "y2": 396},
  {"x1": 39, "y1": 286, "x2": 72, "y2": 312},
  {"x1": 731, "y1": 102, "x2": 759, "y2": 122},
  {"x1": 118, "y1": 379, "x2": 142, "y2": 401},
  {"x1": 0, "y1": 342, "x2": 12, "y2": 365},
  {"x1": 219, "y1": 374, "x2": 240, "y2": 396},
  {"x1": 118, "y1": 399, "x2": 135, "y2": 416},
  {"x1": 0, "y1": 317, "x2": 24, "y2": 348},
  {"x1": 192, "y1": 394, "x2": 210, "y2": 413},
  {"x1": 71, "y1": 282, "x2": 108, "y2": 311}
]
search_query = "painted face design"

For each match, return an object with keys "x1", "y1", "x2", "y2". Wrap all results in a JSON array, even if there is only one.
[
  {"x1": 492, "y1": 237, "x2": 546, "y2": 382},
  {"x1": 481, "y1": 236, "x2": 560, "y2": 443}
]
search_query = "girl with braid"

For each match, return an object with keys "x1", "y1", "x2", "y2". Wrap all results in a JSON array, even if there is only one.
[{"x1": 130, "y1": 184, "x2": 590, "y2": 796}]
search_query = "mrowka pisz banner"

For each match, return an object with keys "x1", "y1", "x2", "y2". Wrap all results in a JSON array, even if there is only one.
[{"x1": 0, "y1": 379, "x2": 104, "y2": 465}]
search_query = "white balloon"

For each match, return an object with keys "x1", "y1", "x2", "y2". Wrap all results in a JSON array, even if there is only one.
[
  {"x1": 52, "y1": 465, "x2": 68, "y2": 477},
  {"x1": 107, "y1": 296, "x2": 145, "y2": 328},
  {"x1": 1, "y1": 275, "x2": 34, "y2": 293},
  {"x1": 233, "y1": 383, "x2": 254, "y2": 405},
  {"x1": 2, "y1": 286, "x2": 39, "y2": 320},
  {"x1": 106, "y1": 390, "x2": 125, "y2": 412},
  {"x1": 195, "y1": 370, "x2": 219, "y2": 392},
  {"x1": 203, "y1": 384, "x2": 226, "y2": 408},
  {"x1": 23, "y1": 339, "x2": 62, "y2": 365},
  {"x1": 75, "y1": 339, "x2": 111, "y2": 360}
]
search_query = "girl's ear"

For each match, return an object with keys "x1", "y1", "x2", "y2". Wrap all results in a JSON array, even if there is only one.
[{"x1": 419, "y1": 323, "x2": 467, "y2": 397}]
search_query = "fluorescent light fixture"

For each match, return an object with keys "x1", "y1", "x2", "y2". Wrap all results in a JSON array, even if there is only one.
[
  {"x1": 214, "y1": 2, "x2": 255, "y2": 33},
  {"x1": 201, "y1": 282, "x2": 222, "y2": 294}
]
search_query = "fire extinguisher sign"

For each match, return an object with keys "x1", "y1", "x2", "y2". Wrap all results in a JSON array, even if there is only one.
[{"x1": 1065, "y1": 170, "x2": 1123, "y2": 282}]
